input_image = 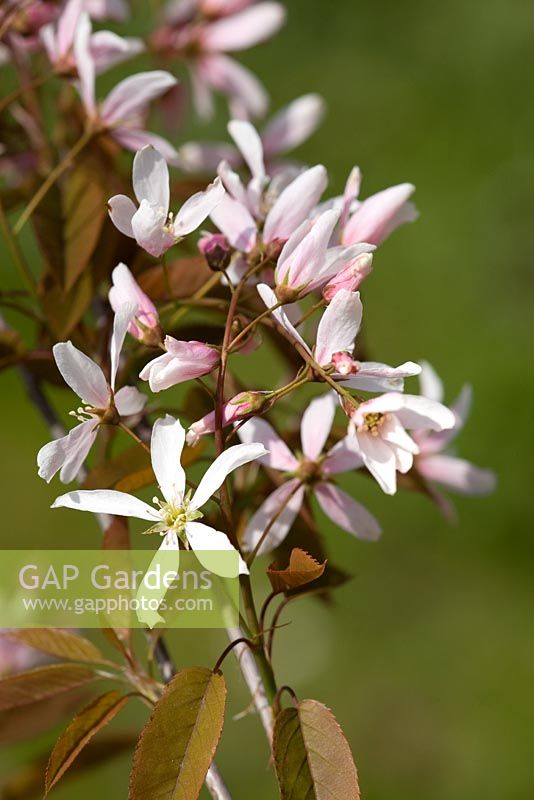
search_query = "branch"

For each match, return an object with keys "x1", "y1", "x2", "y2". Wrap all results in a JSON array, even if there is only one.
[{"x1": 226, "y1": 626, "x2": 274, "y2": 741}]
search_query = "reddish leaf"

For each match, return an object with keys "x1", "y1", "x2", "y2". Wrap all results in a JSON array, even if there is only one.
[
  {"x1": 63, "y1": 156, "x2": 106, "y2": 291},
  {"x1": 0, "y1": 664, "x2": 98, "y2": 711},
  {"x1": 45, "y1": 690, "x2": 129, "y2": 795},
  {"x1": 273, "y1": 698, "x2": 360, "y2": 800},
  {"x1": 138, "y1": 257, "x2": 213, "y2": 301},
  {"x1": 129, "y1": 667, "x2": 226, "y2": 800},
  {"x1": 1, "y1": 629, "x2": 103, "y2": 664},
  {"x1": 267, "y1": 548, "x2": 326, "y2": 594}
]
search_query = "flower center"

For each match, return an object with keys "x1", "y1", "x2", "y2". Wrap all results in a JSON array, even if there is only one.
[
  {"x1": 359, "y1": 412, "x2": 386, "y2": 436},
  {"x1": 296, "y1": 458, "x2": 323, "y2": 484},
  {"x1": 152, "y1": 491, "x2": 203, "y2": 539}
]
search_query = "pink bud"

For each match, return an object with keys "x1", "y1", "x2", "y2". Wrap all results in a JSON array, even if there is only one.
[
  {"x1": 322, "y1": 253, "x2": 373, "y2": 303},
  {"x1": 186, "y1": 391, "x2": 270, "y2": 445},
  {"x1": 198, "y1": 232, "x2": 231, "y2": 271},
  {"x1": 109, "y1": 263, "x2": 162, "y2": 344},
  {"x1": 331, "y1": 352, "x2": 360, "y2": 376},
  {"x1": 139, "y1": 337, "x2": 220, "y2": 392}
]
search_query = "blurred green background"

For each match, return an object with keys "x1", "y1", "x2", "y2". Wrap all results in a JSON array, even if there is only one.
[{"x1": 1, "y1": 0, "x2": 533, "y2": 797}]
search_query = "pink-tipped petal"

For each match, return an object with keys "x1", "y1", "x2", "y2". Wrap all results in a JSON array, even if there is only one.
[
  {"x1": 53, "y1": 341, "x2": 108, "y2": 407},
  {"x1": 237, "y1": 416, "x2": 299, "y2": 471},
  {"x1": 262, "y1": 94, "x2": 325, "y2": 158},
  {"x1": 343, "y1": 183, "x2": 418, "y2": 246},
  {"x1": 112, "y1": 129, "x2": 180, "y2": 165},
  {"x1": 173, "y1": 177, "x2": 225, "y2": 237},
  {"x1": 418, "y1": 454, "x2": 496, "y2": 495},
  {"x1": 201, "y1": 2, "x2": 286, "y2": 52},
  {"x1": 227, "y1": 119, "x2": 265, "y2": 179},
  {"x1": 110, "y1": 301, "x2": 137, "y2": 390},
  {"x1": 264, "y1": 164, "x2": 328, "y2": 243},
  {"x1": 314, "y1": 482, "x2": 381, "y2": 541},
  {"x1": 241, "y1": 479, "x2": 304, "y2": 555},
  {"x1": 315, "y1": 289, "x2": 362, "y2": 366},
  {"x1": 300, "y1": 392, "x2": 336, "y2": 461},
  {"x1": 101, "y1": 70, "x2": 178, "y2": 126},
  {"x1": 131, "y1": 200, "x2": 176, "y2": 258},
  {"x1": 197, "y1": 54, "x2": 268, "y2": 118},
  {"x1": 210, "y1": 193, "x2": 257, "y2": 251}
]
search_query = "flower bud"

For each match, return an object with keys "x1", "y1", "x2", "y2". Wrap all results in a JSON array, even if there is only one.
[
  {"x1": 186, "y1": 391, "x2": 271, "y2": 445},
  {"x1": 322, "y1": 253, "x2": 373, "y2": 303},
  {"x1": 331, "y1": 352, "x2": 360, "y2": 376},
  {"x1": 198, "y1": 232, "x2": 231, "y2": 271}
]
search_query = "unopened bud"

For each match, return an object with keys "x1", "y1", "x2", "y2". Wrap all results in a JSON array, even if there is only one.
[
  {"x1": 322, "y1": 253, "x2": 373, "y2": 303},
  {"x1": 332, "y1": 352, "x2": 360, "y2": 376},
  {"x1": 198, "y1": 232, "x2": 231, "y2": 271}
]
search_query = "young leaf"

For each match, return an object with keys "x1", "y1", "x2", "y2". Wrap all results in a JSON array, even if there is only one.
[
  {"x1": 63, "y1": 157, "x2": 106, "y2": 292},
  {"x1": 0, "y1": 664, "x2": 98, "y2": 711},
  {"x1": 45, "y1": 690, "x2": 129, "y2": 795},
  {"x1": 129, "y1": 667, "x2": 226, "y2": 800},
  {"x1": 273, "y1": 698, "x2": 360, "y2": 800},
  {"x1": 1, "y1": 629, "x2": 103, "y2": 664},
  {"x1": 267, "y1": 548, "x2": 326, "y2": 594}
]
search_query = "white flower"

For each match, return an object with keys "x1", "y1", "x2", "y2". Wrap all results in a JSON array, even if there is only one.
[
  {"x1": 37, "y1": 303, "x2": 146, "y2": 483},
  {"x1": 51, "y1": 415, "x2": 267, "y2": 577}
]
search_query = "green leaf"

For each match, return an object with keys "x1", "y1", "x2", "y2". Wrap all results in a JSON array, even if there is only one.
[
  {"x1": 45, "y1": 690, "x2": 129, "y2": 795},
  {"x1": 273, "y1": 698, "x2": 360, "y2": 800},
  {"x1": 0, "y1": 664, "x2": 98, "y2": 711},
  {"x1": 129, "y1": 667, "x2": 226, "y2": 800},
  {"x1": 1, "y1": 629, "x2": 103, "y2": 664}
]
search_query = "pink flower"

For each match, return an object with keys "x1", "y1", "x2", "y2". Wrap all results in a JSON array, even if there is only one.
[
  {"x1": 179, "y1": 93, "x2": 325, "y2": 173},
  {"x1": 108, "y1": 263, "x2": 161, "y2": 344},
  {"x1": 108, "y1": 145, "x2": 225, "y2": 258},
  {"x1": 257, "y1": 284, "x2": 422, "y2": 391},
  {"x1": 413, "y1": 362, "x2": 496, "y2": 518},
  {"x1": 340, "y1": 167, "x2": 419, "y2": 247},
  {"x1": 41, "y1": 0, "x2": 142, "y2": 75},
  {"x1": 198, "y1": 232, "x2": 232, "y2": 270},
  {"x1": 139, "y1": 336, "x2": 220, "y2": 392},
  {"x1": 37, "y1": 303, "x2": 146, "y2": 483},
  {"x1": 348, "y1": 391, "x2": 455, "y2": 496},
  {"x1": 156, "y1": 0, "x2": 286, "y2": 119},
  {"x1": 209, "y1": 119, "x2": 328, "y2": 260},
  {"x1": 237, "y1": 392, "x2": 381, "y2": 554},
  {"x1": 186, "y1": 390, "x2": 271, "y2": 445},
  {"x1": 83, "y1": 0, "x2": 129, "y2": 20},
  {"x1": 322, "y1": 252, "x2": 373, "y2": 302},
  {"x1": 73, "y1": 15, "x2": 179, "y2": 163}
]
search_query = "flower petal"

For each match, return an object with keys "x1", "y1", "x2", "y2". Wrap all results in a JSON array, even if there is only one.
[
  {"x1": 261, "y1": 93, "x2": 325, "y2": 158},
  {"x1": 51, "y1": 489, "x2": 159, "y2": 520},
  {"x1": 101, "y1": 70, "x2": 178, "y2": 126},
  {"x1": 323, "y1": 437, "x2": 364, "y2": 475},
  {"x1": 343, "y1": 183, "x2": 418, "y2": 246},
  {"x1": 396, "y1": 395, "x2": 456, "y2": 431},
  {"x1": 173, "y1": 177, "x2": 225, "y2": 237},
  {"x1": 114, "y1": 385, "x2": 146, "y2": 417},
  {"x1": 418, "y1": 454, "x2": 497, "y2": 495},
  {"x1": 355, "y1": 430, "x2": 397, "y2": 495},
  {"x1": 131, "y1": 200, "x2": 176, "y2": 258},
  {"x1": 53, "y1": 341, "x2": 108, "y2": 407},
  {"x1": 227, "y1": 119, "x2": 265, "y2": 180},
  {"x1": 191, "y1": 442, "x2": 268, "y2": 510},
  {"x1": 197, "y1": 54, "x2": 268, "y2": 118},
  {"x1": 186, "y1": 521, "x2": 248, "y2": 576},
  {"x1": 263, "y1": 164, "x2": 327, "y2": 243},
  {"x1": 315, "y1": 290, "x2": 362, "y2": 366},
  {"x1": 73, "y1": 11, "x2": 96, "y2": 116},
  {"x1": 256, "y1": 283, "x2": 311, "y2": 352},
  {"x1": 342, "y1": 360, "x2": 421, "y2": 393},
  {"x1": 151, "y1": 415, "x2": 186, "y2": 504},
  {"x1": 201, "y1": 2, "x2": 286, "y2": 52},
  {"x1": 108, "y1": 194, "x2": 136, "y2": 238},
  {"x1": 37, "y1": 419, "x2": 98, "y2": 483},
  {"x1": 110, "y1": 302, "x2": 137, "y2": 391},
  {"x1": 210, "y1": 193, "x2": 257, "y2": 251},
  {"x1": 418, "y1": 360, "x2": 444, "y2": 403},
  {"x1": 314, "y1": 482, "x2": 381, "y2": 541},
  {"x1": 237, "y1": 417, "x2": 298, "y2": 471},
  {"x1": 132, "y1": 145, "x2": 169, "y2": 212},
  {"x1": 112, "y1": 129, "x2": 180, "y2": 165},
  {"x1": 240, "y1": 479, "x2": 304, "y2": 555},
  {"x1": 300, "y1": 392, "x2": 336, "y2": 460}
]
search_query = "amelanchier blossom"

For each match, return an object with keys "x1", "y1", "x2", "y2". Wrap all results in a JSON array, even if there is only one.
[
  {"x1": 210, "y1": 119, "x2": 330, "y2": 267},
  {"x1": 140, "y1": 337, "x2": 220, "y2": 392},
  {"x1": 339, "y1": 166, "x2": 419, "y2": 247},
  {"x1": 178, "y1": 93, "x2": 325, "y2": 173},
  {"x1": 51, "y1": 415, "x2": 267, "y2": 576},
  {"x1": 322, "y1": 253, "x2": 374, "y2": 303},
  {"x1": 257, "y1": 285, "x2": 422, "y2": 392},
  {"x1": 348, "y1": 392, "x2": 455, "y2": 496},
  {"x1": 108, "y1": 263, "x2": 162, "y2": 345},
  {"x1": 37, "y1": 303, "x2": 146, "y2": 483},
  {"x1": 155, "y1": 0, "x2": 286, "y2": 120},
  {"x1": 73, "y1": 14, "x2": 179, "y2": 163},
  {"x1": 41, "y1": 0, "x2": 142, "y2": 76},
  {"x1": 108, "y1": 145, "x2": 225, "y2": 258},
  {"x1": 412, "y1": 362, "x2": 496, "y2": 517},
  {"x1": 238, "y1": 392, "x2": 381, "y2": 555}
]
